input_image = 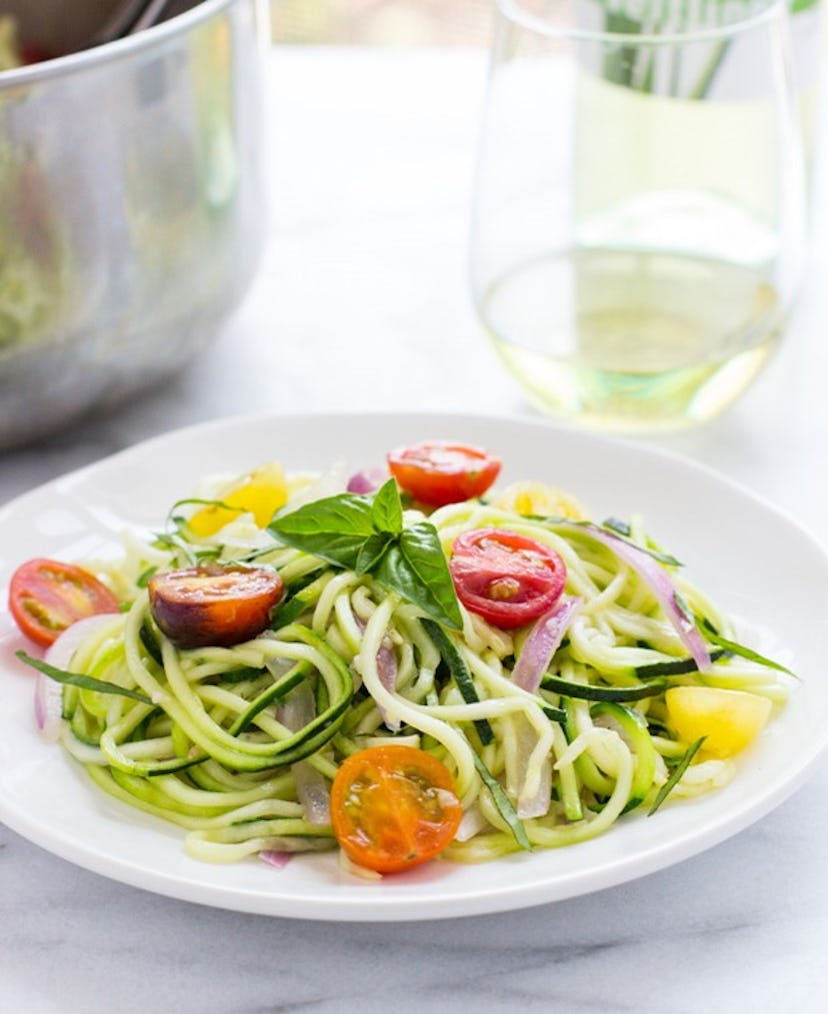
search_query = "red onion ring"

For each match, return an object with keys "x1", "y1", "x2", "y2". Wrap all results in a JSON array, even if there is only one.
[
  {"x1": 563, "y1": 524, "x2": 711, "y2": 672},
  {"x1": 277, "y1": 684, "x2": 331, "y2": 825},
  {"x1": 512, "y1": 597, "x2": 582, "y2": 694},
  {"x1": 35, "y1": 614, "x2": 119, "y2": 741},
  {"x1": 346, "y1": 468, "x2": 387, "y2": 495},
  {"x1": 259, "y1": 850, "x2": 292, "y2": 870}
]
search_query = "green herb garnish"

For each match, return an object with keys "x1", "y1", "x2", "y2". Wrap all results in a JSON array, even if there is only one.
[
  {"x1": 647, "y1": 737, "x2": 706, "y2": 816},
  {"x1": 17, "y1": 652, "x2": 152, "y2": 704},
  {"x1": 699, "y1": 619, "x2": 797, "y2": 677},
  {"x1": 421, "y1": 618, "x2": 494, "y2": 745},
  {"x1": 269, "y1": 479, "x2": 463, "y2": 630},
  {"x1": 472, "y1": 751, "x2": 532, "y2": 851}
]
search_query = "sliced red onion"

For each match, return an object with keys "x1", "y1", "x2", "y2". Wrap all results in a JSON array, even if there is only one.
[
  {"x1": 276, "y1": 681, "x2": 315, "y2": 731},
  {"x1": 511, "y1": 597, "x2": 582, "y2": 694},
  {"x1": 354, "y1": 616, "x2": 400, "y2": 731},
  {"x1": 277, "y1": 683, "x2": 331, "y2": 825},
  {"x1": 455, "y1": 804, "x2": 487, "y2": 842},
  {"x1": 346, "y1": 468, "x2": 387, "y2": 495},
  {"x1": 375, "y1": 636, "x2": 400, "y2": 732},
  {"x1": 36, "y1": 614, "x2": 118, "y2": 741},
  {"x1": 517, "y1": 754, "x2": 551, "y2": 820},
  {"x1": 259, "y1": 837, "x2": 335, "y2": 862},
  {"x1": 45, "y1": 613, "x2": 117, "y2": 670},
  {"x1": 569, "y1": 524, "x2": 711, "y2": 672},
  {"x1": 292, "y1": 761, "x2": 331, "y2": 825},
  {"x1": 259, "y1": 850, "x2": 292, "y2": 870},
  {"x1": 507, "y1": 597, "x2": 581, "y2": 818},
  {"x1": 34, "y1": 672, "x2": 63, "y2": 741}
]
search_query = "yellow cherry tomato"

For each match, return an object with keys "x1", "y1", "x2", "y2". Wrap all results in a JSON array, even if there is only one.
[
  {"x1": 665, "y1": 686, "x2": 772, "y2": 758},
  {"x1": 494, "y1": 481, "x2": 588, "y2": 521},
  {"x1": 188, "y1": 463, "x2": 288, "y2": 537}
]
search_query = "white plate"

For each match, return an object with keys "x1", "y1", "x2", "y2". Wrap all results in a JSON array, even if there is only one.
[{"x1": 1, "y1": 411, "x2": 827, "y2": 922}]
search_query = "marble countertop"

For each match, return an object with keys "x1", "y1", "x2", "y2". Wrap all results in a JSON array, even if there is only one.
[{"x1": 2, "y1": 46, "x2": 828, "y2": 1012}]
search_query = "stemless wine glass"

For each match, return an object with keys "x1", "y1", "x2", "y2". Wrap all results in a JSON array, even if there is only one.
[{"x1": 470, "y1": 0, "x2": 807, "y2": 432}]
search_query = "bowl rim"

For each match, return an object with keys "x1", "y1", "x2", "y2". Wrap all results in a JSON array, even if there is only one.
[{"x1": 0, "y1": 0, "x2": 256, "y2": 88}]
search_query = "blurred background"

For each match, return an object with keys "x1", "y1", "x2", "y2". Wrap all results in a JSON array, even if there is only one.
[{"x1": 271, "y1": 0, "x2": 493, "y2": 46}]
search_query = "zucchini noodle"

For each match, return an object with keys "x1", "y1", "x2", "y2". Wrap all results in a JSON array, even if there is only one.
[{"x1": 43, "y1": 463, "x2": 794, "y2": 869}]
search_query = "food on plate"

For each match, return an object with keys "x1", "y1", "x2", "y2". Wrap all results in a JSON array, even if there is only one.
[
  {"x1": 387, "y1": 440, "x2": 501, "y2": 506},
  {"x1": 9, "y1": 558, "x2": 120, "y2": 648},
  {"x1": 186, "y1": 462, "x2": 288, "y2": 536},
  {"x1": 493, "y1": 480, "x2": 587, "y2": 521},
  {"x1": 665, "y1": 686, "x2": 773, "y2": 759},
  {"x1": 448, "y1": 528, "x2": 567, "y2": 630},
  {"x1": 330, "y1": 744, "x2": 463, "y2": 873},
  {"x1": 147, "y1": 564, "x2": 284, "y2": 648},
  {"x1": 8, "y1": 441, "x2": 795, "y2": 875}
]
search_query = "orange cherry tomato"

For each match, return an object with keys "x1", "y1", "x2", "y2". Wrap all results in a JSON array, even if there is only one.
[
  {"x1": 330, "y1": 745, "x2": 463, "y2": 874},
  {"x1": 8, "y1": 558, "x2": 120, "y2": 648},
  {"x1": 148, "y1": 564, "x2": 283, "y2": 649},
  {"x1": 387, "y1": 441, "x2": 501, "y2": 507},
  {"x1": 449, "y1": 528, "x2": 567, "y2": 629}
]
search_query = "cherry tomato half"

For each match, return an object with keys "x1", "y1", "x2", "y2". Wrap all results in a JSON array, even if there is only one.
[
  {"x1": 387, "y1": 441, "x2": 501, "y2": 507},
  {"x1": 148, "y1": 564, "x2": 283, "y2": 649},
  {"x1": 8, "y1": 558, "x2": 120, "y2": 648},
  {"x1": 449, "y1": 528, "x2": 567, "y2": 630},
  {"x1": 330, "y1": 745, "x2": 463, "y2": 874}
]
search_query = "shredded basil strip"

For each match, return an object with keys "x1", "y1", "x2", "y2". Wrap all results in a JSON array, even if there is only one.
[
  {"x1": 135, "y1": 566, "x2": 158, "y2": 589},
  {"x1": 167, "y1": 496, "x2": 239, "y2": 522},
  {"x1": 421, "y1": 618, "x2": 494, "y2": 745},
  {"x1": 699, "y1": 620, "x2": 797, "y2": 677},
  {"x1": 531, "y1": 515, "x2": 683, "y2": 568},
  {"x1": 647, "y1": 737, "x2": 706, "y2": 816},
  {"x1": 17, "y1": 651, "x2": 153, "y2": 704},
  {"x1": 602, "y1": 516, "x2": 631, "y2": 537},
  {"x1": 472, "y1": 752, "x2": 532, "y2": 851}
]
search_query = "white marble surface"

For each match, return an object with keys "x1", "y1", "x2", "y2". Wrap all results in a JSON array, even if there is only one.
[{"x1": 2, "y1": 46, "x2": 828, "y2": 1012}]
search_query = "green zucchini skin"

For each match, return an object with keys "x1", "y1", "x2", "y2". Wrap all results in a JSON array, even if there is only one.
[
  {"x1": 542, "y1": 674, "x2": 667, "y2": 703},
  {"x1": 590, "y1": 702, "x2": 657, "y2": 814}
]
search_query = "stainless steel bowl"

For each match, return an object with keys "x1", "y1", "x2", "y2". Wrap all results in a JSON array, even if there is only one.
[{"x1": 0, "y1": 0, "x2": 270, "y2": 449}]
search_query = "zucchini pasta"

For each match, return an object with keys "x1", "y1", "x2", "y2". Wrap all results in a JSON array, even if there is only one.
[{"x1": 17, "y1": 444, "x2": 794, "y2": 874}]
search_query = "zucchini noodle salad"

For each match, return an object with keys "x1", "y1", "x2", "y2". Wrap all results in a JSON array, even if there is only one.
[{"x1": 10, "y1": 440, "x2": 795, "y2": 877}]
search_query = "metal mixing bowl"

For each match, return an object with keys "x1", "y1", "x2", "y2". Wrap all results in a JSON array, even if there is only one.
[{"x1": 0, "y1": 0, "x2": 270, "y2": 449}]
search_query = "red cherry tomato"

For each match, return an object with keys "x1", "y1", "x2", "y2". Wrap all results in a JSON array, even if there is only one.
[
  {"x1": 449, "y1": 528, "x2": 567, "y2": 630},
  {"x1": 387, "y1": 441, "x2": 501, "y2": 507},
  {"x1": 8, "y1": 558, "x2": 120, "y2": 648},
  {"x1": 330, "y1": 745, "x2": 463, "y2": 874},
  {"x1": 148, "y1": 564, "x2": 283, "y2": 649}
]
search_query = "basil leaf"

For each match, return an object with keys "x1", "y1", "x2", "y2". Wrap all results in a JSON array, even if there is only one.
[
  {"x1": 270, "y1": 487, "x2": 462, "y2": 629},
  {"x1": 269, "y1": 492, "x2": 375, "y2": 569},
  {"x1": 355, "y1": 532, "x2": 393, "y2": 576},
  {"x1": 421, "y1": 618, "x2": 493, "y2": 744},
  {"x1": 371, "y1": 479, "x2": 404, "y2": 536},
  {"x1": 699, "y1": 619, "x2": 797, "y2": 677},
  {"x1": 375, "y1": 522, "x2": 463, "y2": 630}
]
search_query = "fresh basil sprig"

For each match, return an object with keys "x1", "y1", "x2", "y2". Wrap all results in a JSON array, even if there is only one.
[{"x1": 268, "y1": 480, "x2": 463, "y2": 630}]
